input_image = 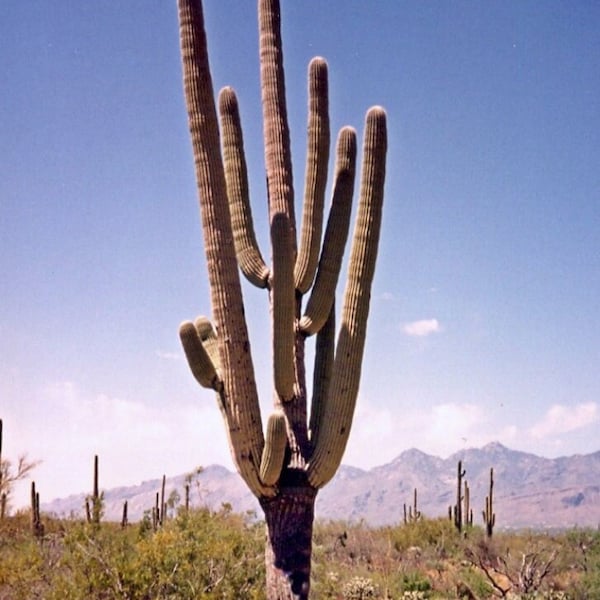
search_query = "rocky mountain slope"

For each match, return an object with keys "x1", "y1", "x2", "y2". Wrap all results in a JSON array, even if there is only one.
[{"x1": 42, "y1": 442, "x2": 600, "y2": 530}]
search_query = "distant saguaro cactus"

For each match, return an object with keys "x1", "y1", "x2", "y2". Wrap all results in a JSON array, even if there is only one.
[
  {"x1": 30, "y1": 481, "x2": 43, "y2": 538},
  {"x1": 86, "y1": 454, "x2": 102, "y2": 525},
  {"x1": 464, "y1": 479, "x2": 473, "y2": 528},
  {"x1": 404, "y1": 487, "x2": 421, "y2": 524},
  {"x1": 176, "y1": 1, "x2": 387, "y2": 597},
  {"x1": 450, "y1": 460, "x2": 467, "y2": 533},
  {"x1": 483, "y1": 467, "x2": 496, "y2": 537}
]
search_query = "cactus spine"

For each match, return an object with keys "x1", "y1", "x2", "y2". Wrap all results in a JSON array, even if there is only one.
[
  {"x1": 483, "y1": 467, "x2": 496, "y2": 537},
  {"x1": 176, "y1": 0, "x2": 386, "y2": 596}
]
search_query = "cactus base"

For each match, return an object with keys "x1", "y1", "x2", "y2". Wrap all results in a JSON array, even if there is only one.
[{"x1": 260, "y1": 481, "x2": 317, "y2": 600}]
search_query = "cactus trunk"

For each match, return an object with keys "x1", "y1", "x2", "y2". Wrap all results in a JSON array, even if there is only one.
[{"x1": 261, "y1": 485, "x2": 317, "y2": 599}]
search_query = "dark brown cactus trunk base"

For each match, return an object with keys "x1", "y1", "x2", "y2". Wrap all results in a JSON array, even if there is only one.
[{"x1": 260, "y1": 482, "x2": 317, "y2": 600}]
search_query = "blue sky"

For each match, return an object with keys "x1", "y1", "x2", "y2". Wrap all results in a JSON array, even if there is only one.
[{"x1": 2, "y1": 1, "x2": 599, "y2": 509}]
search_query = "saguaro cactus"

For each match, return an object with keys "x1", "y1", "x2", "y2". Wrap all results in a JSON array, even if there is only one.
[
  {"x1": 449, "y1": 460, "x2": 472, "y2": 532},
  {"x1": 404, "y1": 488, "x2": 421, "y2": 524},
  {"x1": 176, "y1": 1, "x2": 387, "y2": 597},
  {"x1": 86, "y1": 454, "x2": 102, "y2": 525},
  {"x1": 451, "y1": 460, "x2": 467, "y2": 533},
  {"x1": 30, "y1": 481, "x2": 43, "y2": 538},
  {"x1": 483, "y1": 467, "x2": 496, "y2": 537}
]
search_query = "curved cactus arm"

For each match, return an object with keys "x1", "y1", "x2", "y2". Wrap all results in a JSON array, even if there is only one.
[
  {"x1": 259, "y1": 0, "x2": 296, "y2": 239},
  {"x1": 218, "y1": 87, "x2": 270, "y2": 289},
  {"x1": 260, "y1": 411, "x2": 288, "y2": 486},
  {"x1": 178, "y1": 0, "x2": 268, "y2": 498},
  {"x1": 299, "y1": 127, "x2": 356, "y2": 336},
  {"x1": 193, "y1": 315, "x2": 221, "y2": 373},
  {"x1": 271, "y1": 213, "x2": 296, "y2": 401},
  {"x1": 179, "y1": 321, "x2": 222, "y2": 391},
  {"x1": 307, "y1": 107, "x2": 387, "y2": 488},
  {"x1": 308, "y1": 302, "x2": 335, "y2": 450},
  {"x1": 294, "y1": 57, "x2": 330, "y2": 294}
]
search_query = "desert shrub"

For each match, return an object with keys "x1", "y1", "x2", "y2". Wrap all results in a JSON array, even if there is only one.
[
  {"x1": 132, "y1": 507, "x2": 265, "y2": 599},
  {"x1": 386, "y1": 517, "x2": 462, "y2": 559},
  {"x1": 0, "y1": 512, "x2": 66, "y2": 599},
  {"x1": 560, "y1": 528, "x2": 600, "y2": 599},
  {"x1": 3, "y1": 510, "x2": 599, "y2": 599},
  {"x1": 44, "y1": 507, "x2": 264, "y2": 599}
]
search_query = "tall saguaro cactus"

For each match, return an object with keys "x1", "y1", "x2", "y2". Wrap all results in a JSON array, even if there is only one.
[{"x1": 177, "y1": 1, "x2": 387, "y2": 597}]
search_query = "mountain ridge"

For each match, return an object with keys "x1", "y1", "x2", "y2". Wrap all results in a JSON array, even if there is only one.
[{"x1": 42, "y1": 443, "x2": 600, "y2": 530}]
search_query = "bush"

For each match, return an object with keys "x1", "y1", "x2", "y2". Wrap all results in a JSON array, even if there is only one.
[
  {"x1": 48, "y1": 507, "x2": 264, "y2": 599},
  {"x1": 1, "y1": 510, "x2": 598, "y2": 599}
]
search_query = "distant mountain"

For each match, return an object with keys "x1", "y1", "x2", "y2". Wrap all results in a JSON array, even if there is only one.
[{"x1": 42, "y1": 443, "x2": 600, "y2": 530}]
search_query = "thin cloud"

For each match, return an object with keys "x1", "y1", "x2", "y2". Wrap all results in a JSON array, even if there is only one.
[
  {"x1": 8, "y1": 380, "x2": 230, "y2": 509},
  {"x1": 156, "y1": 350, "x2": 181, "y2": 361},
  {"x1": 403, "y1": 318, "x2": 441, "y2": 337},
  {"x1": 344, "y1": 399, "x2": 518, "y2": 466},
  {"x1": 530, "y1": 402, "x2": 599, "y2": 439}
]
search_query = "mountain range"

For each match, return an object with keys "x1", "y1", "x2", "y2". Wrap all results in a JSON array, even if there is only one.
[{"x1": 42, "y1": 442, "x2": 600, "y2": 530}]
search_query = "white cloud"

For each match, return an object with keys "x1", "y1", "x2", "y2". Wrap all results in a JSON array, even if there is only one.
[
  {"x1": 343, "y1": 398, "x2": 517, "y2": 468},
  {"x1": 529, "y1": 402, "x2": 599, "y2": 439},
  {"x1": 6, "y1": 381, "x2": 232, "y2": 510},
  {"x1": 402, "y1": 318, "x2": 441, "y2": 337}
]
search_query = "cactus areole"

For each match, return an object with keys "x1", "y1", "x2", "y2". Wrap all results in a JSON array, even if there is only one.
[{"x1": 177, "y1": 1, "x2": 387, "y2": 597}]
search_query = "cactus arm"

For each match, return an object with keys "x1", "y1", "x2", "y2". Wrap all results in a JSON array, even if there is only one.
[
  {"x1": 294, "y1": 57, "x2": 330, "y2": 293},
  {"x1": 271, "y1": 213, "x2": 296, "y2": 401},
  {"x1": 260, "y1": 411, "x2": 288, "y2": 486},
  {"x1": 308, "y1": 303, "x2": 335, "y2": 450},
  {"x1": 178, "y1": 0, "x2": 269, "y2": 498},
  {"x1": 179, "y1": 321, "x2": 221, "y2": 390},
  {"x1": 218, "y1": 87, "x2": 270, "y2": 288},
  {"x1": 307, "y1": 107, "x2": 387, "y2": 488},
  {"x1": 259, "y1": 0, "x2": 296, "y2": 239},
  {"x1": 193, "y1": 316, "x2": 221, "y2": 372},
  {"x1": 299, "y1": 127, "x2": 356, "y2": 336}
]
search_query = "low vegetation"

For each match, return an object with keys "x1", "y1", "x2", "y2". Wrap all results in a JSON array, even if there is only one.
[{"x1": 2, "y1": 506, "x2": 600, "y2": 599}]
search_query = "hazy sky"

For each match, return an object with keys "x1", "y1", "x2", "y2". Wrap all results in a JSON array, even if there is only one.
[{"x1": 2, "y1": 1, "x2": 599, "y2": 509}]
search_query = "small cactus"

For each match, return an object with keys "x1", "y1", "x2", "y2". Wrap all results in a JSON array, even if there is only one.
[
  {"x1": 404, "y1": 487, "x2": 421, "y2": 524},
  {"x1": 464, "y1": 480, "x2": 473, "y2": 528},
  {"x1": 86, "y1": 454, "x2": 102, "y2": 524},
  {"x1": 482, "y1": 467, "x2": 496, "y2": 537},
  {"x1": 121, "y1": 500, "x2": 128, "y2": 528},
  {"x1": 451, "y1": 460, "x2": 466, "y2": 533},
  {"x1": 160, "y1": 474, "x2": 166, "y2": 526},
  {"x1": 30, "y1": 481, "x2": 43, "y2": 538}
]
